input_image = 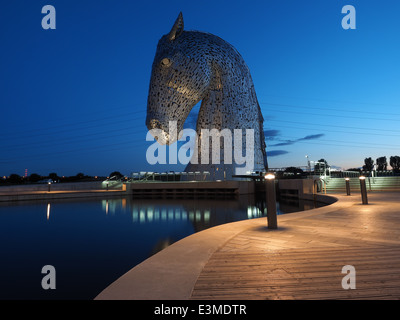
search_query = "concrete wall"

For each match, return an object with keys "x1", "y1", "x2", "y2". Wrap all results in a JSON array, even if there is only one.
[
  {"x1": 0, "y1": 181, "x2": 126, "y2": 202},
  {"x1": 278, "y1": 179, "x2": 314, "y2": 198},
  {"x1": 301, "y1": 193, "x2": 338, "y2": 205},
  {"x1": 0, "y1": 181, "x2": 104, "y2": 193},
  {"x1": 127, "y1": 180, "x2": 255, "y2": 195}
]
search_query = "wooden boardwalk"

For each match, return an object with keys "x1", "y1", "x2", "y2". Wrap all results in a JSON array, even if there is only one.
[{"x1": 191, "y1": 193, "x2": 400, "y2": 300}]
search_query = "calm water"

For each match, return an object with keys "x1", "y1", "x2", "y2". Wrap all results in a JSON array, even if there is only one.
[{"x1": 0, "y1": 195, "x2": 324, "y2": 300}]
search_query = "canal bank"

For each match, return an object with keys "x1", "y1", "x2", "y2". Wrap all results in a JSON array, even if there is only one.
[
  {"x1": 0, "y1": 181, "x2": 125, "y2": 202},
  {"x1": 95, "y1": 192, "x2": 341, "y2": 300},
  {"x1": 0, "y1": 184, "x2": 326, "y2": 299},
  {"x1": 0, "y1": 179, "x2": 315, "y2": 202}
]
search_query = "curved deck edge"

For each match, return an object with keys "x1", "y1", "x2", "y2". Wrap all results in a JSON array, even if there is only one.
[{"x1": 95, "y1": 193, "x2": 348, "y2": 300}]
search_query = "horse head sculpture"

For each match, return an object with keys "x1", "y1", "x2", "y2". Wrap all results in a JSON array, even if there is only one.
[{"x1": 146, "y1": 12, "x2": 267, "y2": 179}]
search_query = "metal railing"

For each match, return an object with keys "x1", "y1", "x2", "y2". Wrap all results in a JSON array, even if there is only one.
[
  {"x1": 128, "y1": 171, "x2": 212, "y2": 183},
  {"x1": 330, "y1": 171, "x2": 361, "y2": 178}
]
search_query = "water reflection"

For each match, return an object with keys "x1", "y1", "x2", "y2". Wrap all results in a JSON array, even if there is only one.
[
  {"x1": 122, "y1": 195, "x2": 325, "y2": 257},
  {"x1": 99, "y1": 195, "x2": 323, "y2": 234},
  {"x1": 38, "y1": 196, "x2": 324, "y2": 230},
  {"x1": 0, "y1": 195, "x2": 326, "y2": 300},
  {"x1": 151, "y1": 238, "x2": 174, "y2": 255},
  {"x1": 101, "y1": 197, "x2": 247, "y2": 230},
  {"x1": 46, "y1": 203, "x2": 51, "y2": 220}
]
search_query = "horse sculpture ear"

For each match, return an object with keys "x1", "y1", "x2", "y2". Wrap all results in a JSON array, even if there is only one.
[{"x1": 168, "y1": 12, "x2": 184, "y2": 41}]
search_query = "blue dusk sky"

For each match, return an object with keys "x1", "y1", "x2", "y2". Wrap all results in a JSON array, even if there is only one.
[{"x1": 1, "y1": 0, "x2": 400, "y2": 177}]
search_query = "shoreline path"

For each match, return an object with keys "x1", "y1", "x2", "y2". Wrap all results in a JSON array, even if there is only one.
[{"x1": 96, "y1": 192, "x2": 400, "y2": 300}]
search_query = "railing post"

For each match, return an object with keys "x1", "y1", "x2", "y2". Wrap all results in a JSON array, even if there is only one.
[
  {"x1": 265, "y1": 173, "x2": 277, "y2": 229},
  {"x1": 345, "y1": 178, "x2": 351, "y2": 196},
  {"x1": 359, "y1": 176, "x2": 368, "y2": 205}
]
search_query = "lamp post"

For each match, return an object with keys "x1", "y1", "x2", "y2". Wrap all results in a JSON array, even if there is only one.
[
  {"x1": 359, "y1": 176, "x2": 368, "y2": 204},
  {"x1": 305, "y1": 155, "x2": 311, "y2": 177},
  {"x1": 345, "y1": 177, "x2": 350, "y2": 196},
  {"x1": 48, "y1": 181, "x2": 51, "y2": 192},
  {"x1": 320, "y1": 177, "x2": 326, "y2": 194},
  {"x1": 265, "y1": 173, "x2": 277, "y2": 229}
]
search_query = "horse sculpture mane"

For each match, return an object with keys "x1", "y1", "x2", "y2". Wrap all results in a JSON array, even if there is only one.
[{"x1": 146, "y1": 12, "x2": 267, "y2": 180}]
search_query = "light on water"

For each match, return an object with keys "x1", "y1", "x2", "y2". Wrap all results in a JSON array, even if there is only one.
[
  {"x1": 0, "y1": 196, "x2": 325, "y2": 300},
  {"x1": 46, "y1": 203, "x2": 51, "y2": 220}
]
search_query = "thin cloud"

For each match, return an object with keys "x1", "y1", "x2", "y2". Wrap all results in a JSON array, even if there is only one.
[
  {"x1": 263, "y1": 129, "x2": 280, "y2": 140},
  {"x1": 298, "y1": 134, "x2": 325, "y2": 141},
  {"x1": 270, "y1": 133, "x2": 325, "y2": 147},
  {"x1": 267, "y1": 150, "x2": 289, "y2": 157},
  {"x1": 270, "y1": 140, "x2": 295, "y2": 147}
]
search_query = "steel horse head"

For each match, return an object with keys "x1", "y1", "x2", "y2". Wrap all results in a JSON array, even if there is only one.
[{"x1": 146, "y1": 13, "x2": 267, "y2": 179}]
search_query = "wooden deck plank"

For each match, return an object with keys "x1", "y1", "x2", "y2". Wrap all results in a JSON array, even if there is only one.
[{"x1": 190, "y1": 192, "x2": 400, "y2": 300}]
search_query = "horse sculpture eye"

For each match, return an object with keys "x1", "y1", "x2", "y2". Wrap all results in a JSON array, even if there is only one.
[{"x1": 161, "y1": 58, "x2": 172, "y2": 67}]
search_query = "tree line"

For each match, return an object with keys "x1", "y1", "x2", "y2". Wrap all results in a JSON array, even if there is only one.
[
  {"x1": 354, "y1": 156, "x2": 400, "y2": 172},
  {"x1": 0, "y1": 171, "x2": 125, "y2": 185}
]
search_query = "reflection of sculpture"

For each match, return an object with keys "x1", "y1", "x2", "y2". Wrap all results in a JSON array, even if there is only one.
[{"x1": 146, "y1": 12, "x2": 267, "y2": 180}]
